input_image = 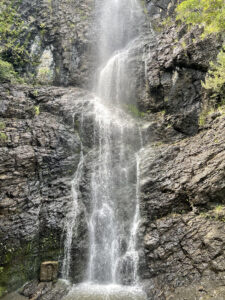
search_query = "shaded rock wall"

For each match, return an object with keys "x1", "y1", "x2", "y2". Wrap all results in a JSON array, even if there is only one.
[
  {"x1": 139, "y1": 114, "x2": 225, "y2": 299},
  {"x1": 137, "y1": 2, "x2": 225, "y2": 299},
  {"x1": 140, "y1": 25, "x2": 222, "y2": 136},
  {"x1": 18, "y1": 0, "x2": 95, "y2": 86},
  {"x1": 0, "y1": 85, "x2": 93, "y2": 295},
  {"x1": 0, "y1": 0, "x2": 225, "y2": 299}
]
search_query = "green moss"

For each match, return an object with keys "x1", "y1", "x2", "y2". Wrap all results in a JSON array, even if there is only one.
[
  {"x1": 0, "y1": 286, "x2": 7, "y2": 297},
  {"x1": 200, "y1": 205, "x2": 225, "y2": 222},
  {"x1": 215, "y1": 205, "x2": 224, "y2": 213},
  {"x1": 139, "y1": 0, "x2": 148, "y2": 15},
  {"x1": 152, "y1": 23, "x2": 163, "y2": 33},
  {"x1": 124, "y1": 104, "x2": 146, "y2": 118},
  {"x1": 0, "y1": 240, "x2": 39, "y2": 294},
  {"x1": 181, "y1": 40, "x2": 187, "y2": 49},
  {"x1": 34, "y1": 105, "x2": 40, "y2": 116},
  {"x1": 0, "y1": 122, "x2": 5, "y2": 130},
  {"x1": 0, "y1": 230, "x2": 61, "y2": 295},
  {"x1": 158, "y1": 110, "x2": 166, "y2": 117},
  {"x1": 199, "y1": 103, "x2": 225, "y2": 126},
  {"x1": 33, "y1": 90, "x2": 38, "y2": 97},
  {"x1": 0, "y1": 132, "x2": 7, "y2": 141},
  {"x1": 198, "y1": 107, "x2": 215, "y2": 126},
  {"x1": 162, "y1": 16, "x2": 173, "y2": 27},
  {"x1": 39, "y1": 232, "x2": 61, "y2": 261},
  {"x1": 0, "y1": 59, "x2": 20, "y2": 83},
  {"x1": 37, "y1": 66, "x2": 53, "y2": 85},
  {"x1": 199, "y1": 112, "x2": 207, "y2": 126}
]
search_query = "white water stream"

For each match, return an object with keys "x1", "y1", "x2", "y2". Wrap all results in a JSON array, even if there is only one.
[{"x1": 62, "y1": 0, "x2": 147, "y2": 298}]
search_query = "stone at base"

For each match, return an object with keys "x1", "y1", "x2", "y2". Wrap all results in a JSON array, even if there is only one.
[{"x1": 40, "y1": 261, "x2": 58, "y2": 282}]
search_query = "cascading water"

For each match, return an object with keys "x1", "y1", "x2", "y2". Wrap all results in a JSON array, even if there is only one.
[{"x1": 62, "y1": 0, "x2": 147, "y2": 298}]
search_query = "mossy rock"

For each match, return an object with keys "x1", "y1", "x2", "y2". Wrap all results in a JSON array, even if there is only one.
[
  {"x1": 0, "y1": 230, "x2": 62, "y2": 295},
  {"x1": 0, "y1": 240, "x2": 39, "y2": 295}
]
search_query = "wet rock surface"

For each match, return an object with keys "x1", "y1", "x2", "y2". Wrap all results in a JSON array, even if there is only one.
[
  {"x1": 140, "y1": 25, "x2": 222, "y2": 136},
  {"x1": 17, "y1": 0, "x2": 95, "y2": 87},
  {"x1": 20, "y1": 279, "x2": 70, "y2": 300},
  {"x1": 136, "y1": 4, "x2": 225, "y2": 298},
  {"x1": 1, "y1": 0, "x2": 225, "y2": 299},
  {"x1": 139, "y1": 114, "x2": 225, "y2": 299},
  {"x1": 0, "y1": 84, "x2": 93, "y2": 295}
]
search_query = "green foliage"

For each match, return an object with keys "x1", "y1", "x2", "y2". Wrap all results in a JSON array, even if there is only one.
[
  {"x1": 33, "y1": 90, "x2": 39, "y2": 97},
  {"x1": 215, "y1": 205, "x2": 223, "y2": 213},
  {"x1": 198, "y1": 106, "x2": 216, "y2": 126},
  {"x1": 159, "y1": 110, "x2": 166, "y2": 116},
  {"x1": 202, "y1": 49, "x2": 225, "y2": 99},
  {"x1": 176, "y1": 0, "x2": 225, "y2": 37},
  {"x1": 176, "y1": 0, "x2": 225, "y2": 100},
  {"x1": 0, "y1": 0, "x2": 40, "y2": 80},
  {"x1": 198, "y1": 110, "x2": 208, "y2": 126},
  {"x1": 0, "y1": 58, "x2": 20, "y2": 83},
  {"x1": 181, "y1": 40, "x2": 187, "y2": 49},
  {"x1": 0, "y1": 286, "x2": 7, "y2": 297},
  {"x1": 124, "y1": 104, "x2": 145, "y2": 118},
  {"x1": 37, "y1": 66, "x2": 53, "y2": 85},
  {"x1": 140, "y1": 0, "x2": 148, "y2": 15},
  {"x1": 0, "y1": 132, "x2": 7, "y2": 141},
  {"x1": 34, "y1": 105, "x2": 40, "y2": 115},
  {"x1": 0, "y1": 0, "x2": 29, "y2": 69},
  {"x1": 0, "y1": 122, "x2": 5, "y2": 130},
  {"x1": 198, "y1": 103, "x2": 225, "y2": 126},
  {"x1": 162, "y1": 16, "x2": 173, "y2": 27}
]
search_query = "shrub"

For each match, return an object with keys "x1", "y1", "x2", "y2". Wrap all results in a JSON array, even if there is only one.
[
  {"x1": 202, "y1": 49, "x2": 225, "y2": 99},
  {"x1": 0, "y1": 0, "x2": 39, "y2": 77},
  {"x1": 34, "y1": 105, "x2": 40, "y2": 115},
  {"x1": 176, "y1": 0, "x2": 225, "y2": 37},
  {"x1": 124, "y1": 104, "x2": 145, "y2": 118},
  {"x1": 0, "y1": 59, "x2": 19, "y2": 83},
  {"x1": 0, "y1": 132, "x2": 8, "y2": 141},
  {"x1": 176, "y1": 0, "x2": 225, "y2": 102}
]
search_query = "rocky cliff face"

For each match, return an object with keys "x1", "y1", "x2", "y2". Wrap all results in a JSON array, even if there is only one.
[
  {"x1": 18, "y1": 0, "x2": 95, "y2": 86},
  {"x1": 0, "y1": 85, "x2": 93, "y2": 295},
  {"x1": 0, "y1": 0, "x2": 225, "y2": 299},
  {"x1": 137, "y1": 3, "x2": 225, "y2": 299},
  {"x1": 139, "y1": 113, "x2": 225, "y2": 299}
]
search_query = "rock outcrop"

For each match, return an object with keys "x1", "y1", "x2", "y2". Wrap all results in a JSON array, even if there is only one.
[
  {"x1": 17, "y1": 0, "x2": 95, "y2": 86},
  {"x1": 139, "y1": 113, "x2": 225, "y2": 299},
  {"x1": 0, "y1": 0, "x2": 225, "y2": 299},
  {"x1": 0, "y1": 85, "x2": 93, "y2": 296}
]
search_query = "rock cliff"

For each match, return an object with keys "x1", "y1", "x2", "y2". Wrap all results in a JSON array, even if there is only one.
[
  {"x1": 0, "y1": 0, "x2": 225, "y2": 299},
  {"x1": 0, "y1": 85, "x2": 90, "y2": 296}
]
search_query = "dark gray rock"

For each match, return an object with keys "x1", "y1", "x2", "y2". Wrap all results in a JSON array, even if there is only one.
[
  {"x1": 20, "y1": 279, "x2": 70, "y2": 300},
  {"x1": 15, "y1": 0, "x2": 95, "y2": 87},
  {"x1": 0, "y1": 84, "x2": 95, "y2": 294},
  {"x1": 139, "y1": 15, "x2": 222, "y2": 136},
  {"x1": 139, "y1": 114, "x2": 225, "y2": 299}
]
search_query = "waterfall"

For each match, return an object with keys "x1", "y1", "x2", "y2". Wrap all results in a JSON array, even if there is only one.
[
  {"x1": 62, "y1": 0, "x2": 147, "y2": 298},
  {"x1": 62, "y1": 103, "x2": 85, "y2": 279},
  {"x1": 62, "y1": 142, "x2": 84, "y2": 279},
  {"x1": 87, "y1": 101, "x2": 141, "y2": 285}
]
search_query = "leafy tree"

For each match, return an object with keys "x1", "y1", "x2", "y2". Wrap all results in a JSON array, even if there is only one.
[
  {"x1": 0, "y1": 0, "x2": 29, "y2": 71},
  {"x1": 176, "y1": 0, "x2": 225, "y2": 99},
  {"x1": 202, "y1": 48, "x2": 225, "y2": 100},
  {"x1": 176, "y1": 0, "x2": 225, "y2": 37},
  {"x1": 0, "y1": 59, "x2": 18, "y2": 82}
]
